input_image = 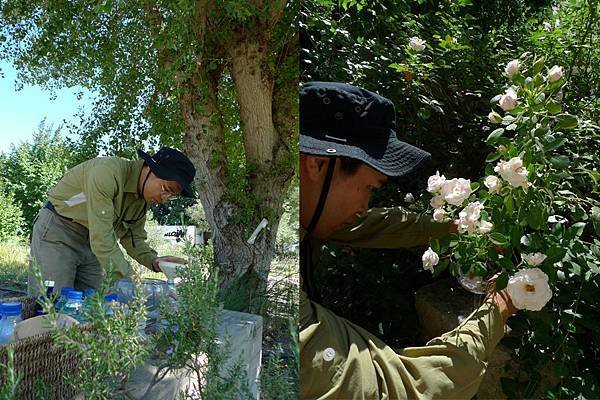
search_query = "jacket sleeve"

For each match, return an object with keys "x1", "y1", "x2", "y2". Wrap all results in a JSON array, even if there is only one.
[
  {"x1": 83, "y1": 164, "x2": 131, "y2": 280},
  {"x1": 300, "y1": 290, "x2": 505, "y2": 399},
  {"x1": 328, "y1": 207, "x2": 451, "y2": 249},
  {"x1": 119, "y1": 217, "x2": 158, "y2": 272}
]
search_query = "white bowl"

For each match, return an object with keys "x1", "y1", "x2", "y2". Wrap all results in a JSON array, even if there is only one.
[{"x1": 158, "y1": 261, "x2": 185, "y2": 280}]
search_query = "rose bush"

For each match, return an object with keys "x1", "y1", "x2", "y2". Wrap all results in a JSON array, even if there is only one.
[{"x1": 423, "y1": 56, "x2": 599, "y2": 398}]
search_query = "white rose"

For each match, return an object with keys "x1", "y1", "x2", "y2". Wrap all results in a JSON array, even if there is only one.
[
  {"x1": 494, "y1": 157, "x2": 529, "y2": 189},
  {"x1": 430, "y1": 195, "x2": 445, "y2": 209},
  {"x1": 499, "y1": 88, "x2": 518, "y2": 111},
  {"x1": 522, "y1": 252, "x2": 547, "y2": 266},
  {"x1": 409, "y1": 37, "x2": 426, "y2": 52},
  {"x1": 404, "y1": 193, "x2": 415, "y2": 203},
  {"x1": 488, "y1": 111, "x2": 501, "y2": 123},
  {"x1": 507, "y1": 268, "x2": 553, "y2": 311},
  {"x1": 543, "y1": 21, "x2": 552, "y2": 31},
  {"x1": 427, "y1": 171, "x2": 446, "y2": 193},
  {"x1": 484, "y1": 175, "x2": 502, "y2": 194},
  {"x1": 422, "y1": 247, "x2": 439, "y2": 272},
  {"x1": 457, "y1": 201, "x2": 484, "y2": 234},
  {"x1": 478, "y1": 220, "x2": 494, "y2": 234},
  {"x1": 433, "y1": 208, "x2": 445, "y2": 222},
  {"x1": 505, "y1": 60, "x2": 520, "y2": 78},
  {"x1": 441, "y1": 178, "x2": 472, "y2": 206},
  {"x1": 547, "y1": 65, "x2": 563, "y2": 83}
]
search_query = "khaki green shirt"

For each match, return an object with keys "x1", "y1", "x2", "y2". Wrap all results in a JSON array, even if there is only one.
[
  {"x1": 48, "y1": 157, "x2": 157, "y2": 279},
  {"x1": 300, "y1": 208, "x2": 505, "y2": 399}
]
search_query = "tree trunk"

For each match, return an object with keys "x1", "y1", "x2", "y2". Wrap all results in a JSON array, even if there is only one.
[{"x1": 179, "y1": 1, "x2": 297, "y2": 313}]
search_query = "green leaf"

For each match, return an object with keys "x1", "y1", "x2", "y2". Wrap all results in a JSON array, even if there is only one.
[
  {"x1": 485, "y1": 152, "x2": 502, "y2": 162},
  {"x1": 506, "y1": 123, "x2": 517, "y2": 131},
  {"x1": 545, "y1": 246, "x2": 567, "y2": 264},
  {"x1": 547, "y1": 101, "x2": 561, "y2": 115},
  {"x1": 532, "y1": 57, "x2": 545, "y2": 74},
  {"x1": 486, "y1": 128, "x2": 505, "y2": 144},
  {"x1": 534, "y1": 92, "x2": 546, "y2": 104},
  {"x1": 592, "y1": 207, "x2": 600, "y2": 237},
  {"x1": 504, "y1": 195, "x2": 514, "y2": 214},
  {"x1": 550, "y1": 155, "x2": 570, "y2": 169},
  {"x1": 544, "y1": 137, "x2": 567, "y2": 152},
  {"x1": 490, "y1": 232, "x2": 509, "y2": 246},
  {"x1": 471, "y1": 182, "x2": 480, "y2": 191},
  {"x1": 567, "y1": 222, "x2": 586, "y2": 239},
  {"x1": 433, "y1": 258, "x2": 449, "y2": 277},
  {"x1": 496, "y1": 271, "x2": 509, "y2": 290},
  {"x1": 555, "y1": 114, "x2": 578, "y2": 130},
  {"x1": 528, "y1": 207, "x2": 544, "y2": 230}
]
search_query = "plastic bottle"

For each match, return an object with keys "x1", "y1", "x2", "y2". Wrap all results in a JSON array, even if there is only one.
[
  {"x1": 35, "y1": 280, "x2": 55, "y2": 316},
  {"x1": 104, "y1": 294, "x2": 119, "y2": 317},
  {"x1": 55, "y1": 287, "x2": 74, "y2": 312},
  {"x1": 61, "y1": 290, "x2": 84, "y2": 323},
  {"x1": 0, "y1": 302, "x2": 22, "y2": 345},
  {"x1": 82, "y1": 288, "x2": 98, "y2": 322}
]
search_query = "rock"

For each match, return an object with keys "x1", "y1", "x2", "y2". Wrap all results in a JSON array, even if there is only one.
[{"x1": 121, "y1": 309, "x2": 262, "y2": 399}]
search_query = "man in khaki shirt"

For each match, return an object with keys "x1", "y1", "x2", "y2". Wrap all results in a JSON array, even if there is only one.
[
  {"x1": 299, "y1": 82, "x2": 516, "y2": 399},
  {"x1": 28, "y1": 147, "x2": 195, "y2": 294}
]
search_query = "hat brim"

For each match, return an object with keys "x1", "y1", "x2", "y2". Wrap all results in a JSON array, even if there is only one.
[
  {"x1": 137, "y1": 149, "x2": 196, "y2": 198},
  {"x1": 299, "y1": 132, "x2": 431, "y2": 177}
]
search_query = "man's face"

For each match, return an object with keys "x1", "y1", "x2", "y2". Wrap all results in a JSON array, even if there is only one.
[
  {"x1": 143, "y1": 173, "x2": 183, "y2": 204},
  {"x1": 300, "y1": 156, "x2": 387, "y2": 239}
]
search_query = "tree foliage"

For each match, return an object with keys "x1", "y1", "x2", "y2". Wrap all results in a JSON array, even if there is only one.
[
  {"x1": 0, "y1": 124, "x2": 85, "y2": 234},
  {"x1": 0, "y1": 0, "x2": 299, "y2": 305}
]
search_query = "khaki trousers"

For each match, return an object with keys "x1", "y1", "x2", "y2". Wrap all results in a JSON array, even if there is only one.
[{"x1": 28, "y1": 207, "x2": 104, "y2": 295}]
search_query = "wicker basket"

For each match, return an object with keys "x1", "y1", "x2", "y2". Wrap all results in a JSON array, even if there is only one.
[{"x1": 0, "y1": 295, "x2": 81, "y2": 400}]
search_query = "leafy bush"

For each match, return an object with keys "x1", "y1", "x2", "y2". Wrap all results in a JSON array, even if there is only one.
[
  {"x1": 0, "y1": 190, "x2": 24, "y2": 240},
  {"x1": 0, "y1": 125, "x2": 84, "y2": 234},
  {"x1": 426, "y1": 56, "x2": 599, "y2": 399}
]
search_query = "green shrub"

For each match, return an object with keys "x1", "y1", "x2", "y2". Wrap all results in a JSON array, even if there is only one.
[
  {"x1": 0, "y1": 191, "x2": 24, "y2": 240},
  {"x1": 0, "y1": 125, "x2": 83, "y2": 234}
]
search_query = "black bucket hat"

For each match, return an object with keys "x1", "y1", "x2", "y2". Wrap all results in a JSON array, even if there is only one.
[
  {"x1": 300, "y1": 81, "x2": 431, "y2": 177},
  {"x1": 137, "y1": 147, "x2": 196, "y2": 198}
]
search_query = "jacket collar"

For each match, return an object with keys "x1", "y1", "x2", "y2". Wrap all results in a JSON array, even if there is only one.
[{"x1": 124, "y1": 159, "x2": 146, "y2": 196}]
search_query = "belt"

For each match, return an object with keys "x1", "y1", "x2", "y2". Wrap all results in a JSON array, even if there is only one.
[{"x1": 43, "y1": 201, "x2": 74, "y2": 222}]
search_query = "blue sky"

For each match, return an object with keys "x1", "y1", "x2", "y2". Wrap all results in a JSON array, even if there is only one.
[{"x1": 0, "y1": 60, "x2": 93, "y2": 153}]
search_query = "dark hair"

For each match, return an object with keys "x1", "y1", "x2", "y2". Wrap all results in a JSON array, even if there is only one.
[{"x1": 339, "y1": 156, "x2": 363, "y2": 175}]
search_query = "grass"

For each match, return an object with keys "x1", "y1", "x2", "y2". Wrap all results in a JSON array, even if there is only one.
[{"x1": 0, "y1": 237, "x2": 29, "y2": 293}]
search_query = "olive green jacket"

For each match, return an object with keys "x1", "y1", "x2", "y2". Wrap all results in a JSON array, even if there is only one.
[
  {"x1": 48, "y1": 157, "x2": 157, "y2": 279},
  {"x1": 300, "y1": 208, "x2": 505, "y2": 399}
]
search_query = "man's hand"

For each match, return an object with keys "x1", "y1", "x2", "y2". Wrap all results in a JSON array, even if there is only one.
[
  {"x1": 151, "y1": 256, "x2": 188, "y2": 273},
  {"x1": 484, "y1": 275, "x2": 518, "y2": 324}
]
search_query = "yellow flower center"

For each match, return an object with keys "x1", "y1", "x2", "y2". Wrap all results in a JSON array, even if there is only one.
[{"x1": 525, "y1": 284, "x2": 536, "y2": 293}]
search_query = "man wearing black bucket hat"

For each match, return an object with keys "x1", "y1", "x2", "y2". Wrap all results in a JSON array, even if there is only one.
[
  {"x1": 28, "y1": 147, "x2": 196, "y2": 295},
  {"x1": 299, "y1": 82, "x2": 515, "y2": 399}
]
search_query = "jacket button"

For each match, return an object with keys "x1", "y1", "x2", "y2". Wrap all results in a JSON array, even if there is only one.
[
  {"x1": 323, "y1": 97, "x2": 331, "y2": 105},
  {"x1": 334, "y1": 112, "x2": 343, "y2": 120},
  {"x1": 323, "y1": 347, "x2": 335, "y2": 361}
]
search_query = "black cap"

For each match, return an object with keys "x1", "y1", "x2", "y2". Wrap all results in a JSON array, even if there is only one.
[
  {"x1": 137, "y1": 147, "x2": 196, "y2": 198},
  {"x1": 300, "y1": 81, "x2": 431, "y2": 177}
]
